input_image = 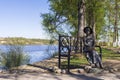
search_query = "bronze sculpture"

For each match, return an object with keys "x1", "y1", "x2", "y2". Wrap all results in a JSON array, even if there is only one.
[{"x1": 83, "y1": 27, "x2": 103, "y2": 68}]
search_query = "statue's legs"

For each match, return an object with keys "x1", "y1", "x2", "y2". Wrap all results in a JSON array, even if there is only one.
[{"x1": 85, "y1": 50, "x2": 103, "y2": 68}]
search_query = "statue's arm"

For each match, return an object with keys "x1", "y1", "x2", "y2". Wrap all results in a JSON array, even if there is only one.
[{"x1": 83, "y1": 37, "x2": 89, "y2": 46}]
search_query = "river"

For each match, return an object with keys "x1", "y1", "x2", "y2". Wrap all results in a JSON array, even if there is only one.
[{"x1": 0, "y1": 45, "x2": 58, "y2": 64}]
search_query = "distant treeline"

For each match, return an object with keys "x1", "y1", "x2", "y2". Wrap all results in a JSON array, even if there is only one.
[{"x1": 0, "y1": 37, "x2": 57, "y2": 45}]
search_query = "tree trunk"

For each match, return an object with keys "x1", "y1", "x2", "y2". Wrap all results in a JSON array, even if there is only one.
[
  {"x1": 92, "y1": 15, "x2": 96, "y2": 43},
  {"x1": 77, "y1": 0, "x2": 85, "y2": 37},
  {"x1": 77, "y1": 0, "x2": 85, "y2": 53},
  {"x1": 113, "y1": 0, "x2": 118, "y2": 47}
]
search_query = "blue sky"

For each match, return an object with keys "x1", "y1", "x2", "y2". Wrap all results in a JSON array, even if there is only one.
[{"x1": 0, "y1": 0, "x2": 50, "y2": 39}]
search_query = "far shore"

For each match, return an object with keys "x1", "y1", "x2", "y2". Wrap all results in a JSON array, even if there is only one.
[{"x1": 0, "y1": 37, "x2": 57, "y2": 45}]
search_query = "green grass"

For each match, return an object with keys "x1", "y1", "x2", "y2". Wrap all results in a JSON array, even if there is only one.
[
  {"x1": 61, "y1": 48, "x2": 120, "y2": 69},
  {"x1": 61, "y1": 55, "x2": 88, "y2": 69},
  {"x1": 102, "y1": 48, "x2": 120, "y2": 60}
]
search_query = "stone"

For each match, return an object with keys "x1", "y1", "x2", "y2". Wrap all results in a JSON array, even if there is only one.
[
  {"x1": 55, "y1": 69, "x2": 61, "y2": 74},
  {"x1": 51, "y1": 66, "x2": 62, "y2": 73},
  {"x1": 53, "y1": 66, "x2": 59, "y2": 70},
  {"x1": 78, "y1": 69, "x2": 85, "y2": 73},
  {"x1": 49, "y1": 67, "x2": 54, "y2": 72},
  {"x1": 103, "y1": 70, "x2": 109, "y2": 74},
  {"x1": 113, "y1": 68, "x2": 118, "y2": 72},
  {"x1": 84, "y1": 66, "x2": 92, "y2": 73},
  {"x1": 52, "y1": 66, "x2": 59, "y2": 72},
  {"x1": 109, "y1": 69, "x2": 114, "y2": 73},
  {"x1": 88, "y1": 68, "x2": 103, "y2": 73},
  {"x1": 61, "y1": 69, "x2": 66, "y2": 74}
]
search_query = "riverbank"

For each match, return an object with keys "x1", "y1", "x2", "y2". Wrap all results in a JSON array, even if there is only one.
[
  {"x1": 0, "y1": 56, "x2": 120, "y2": 80},
  {"x1": 0, "y1": 37, "x2": 57, "y2": 45}
]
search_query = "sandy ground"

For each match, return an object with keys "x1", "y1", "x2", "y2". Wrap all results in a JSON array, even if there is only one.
[
  {"x1": 0, "y1": 72, "x2": 100, "y2": 80},
  {"x1": 0, "y1": 71, "x2": 120, "y2": 80},
  {"x1": 0, "y1": 58, "x2": 120, "y2": 80}
]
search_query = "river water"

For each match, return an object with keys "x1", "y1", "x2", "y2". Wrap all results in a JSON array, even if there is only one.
[{"x1": 0, "y1": 45, "x2": 58, "y2": 64}]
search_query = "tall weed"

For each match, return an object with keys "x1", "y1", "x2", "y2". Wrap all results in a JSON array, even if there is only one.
[{"x1": 0, "y1": 45, "x2": 30, "y2": 69}]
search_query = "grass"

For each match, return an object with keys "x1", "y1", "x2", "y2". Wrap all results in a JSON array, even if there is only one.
[
  {"x1": 61, "y1": 47, "x2": 120, "y2": 69},
  {"x1": 61, "y1": 54, "x2": 88, "y2": 69},
  {"x1": 102, "y1": 48, "x2": 120, "y2": 60}
]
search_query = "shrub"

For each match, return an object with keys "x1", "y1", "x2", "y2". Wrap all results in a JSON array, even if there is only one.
[
  {"x1": 0, "y1": 45, "x2": 30, "y2": 69},
  {"x1": 50, "y1": 51, "x2": 58, "y2": 58},
  {"x1": 46, "y1": 45, "x2": 58, "y2": 58}
]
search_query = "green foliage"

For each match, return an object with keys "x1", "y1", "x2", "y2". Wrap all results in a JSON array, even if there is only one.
[
  {"x1": 41, "y1": 0, "x2": 79, "y2": 37},
  {"x1": 42, "y1": 0, "x2": 106, "y2": 39},
  {"x1": 102, "y1": 0, "x2": 120, "y2": 46},
  {"x1": 86, "y1": 0, "x2": 105, "y2": 34},
  {"x1": 42, "y1": 0, "x2": 120, "y2": 47},
  {"x1": 0, "y1": 45, "x2": 30, "y2": 69}
]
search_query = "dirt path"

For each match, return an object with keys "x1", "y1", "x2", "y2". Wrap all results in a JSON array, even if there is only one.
[
  {"x1": 0, "y1": 72, "x2": 102, "y2": 80},
  {"x1": 103, "y1": 59, "x2": 120, "y2": 69},
  {"x1": 0, "y1": 57, "x2": 120, "y2": 80},
  {"x1": 0, "y1": 70, "x2": 120, "y2": 80}
]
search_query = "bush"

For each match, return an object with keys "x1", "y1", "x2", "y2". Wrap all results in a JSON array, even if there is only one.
[
  {"x1": 0, "y1": 45, "x2": 30, "y2": 69},
  {"x1": 50, "y1": 52, "x2": 58, "y2": 58},
  {"x1": 46, "y1": 45, "x2": 58, "y2": 58}
]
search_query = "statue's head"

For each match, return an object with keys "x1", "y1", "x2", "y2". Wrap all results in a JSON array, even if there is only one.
[{"x1": 83, "y1": 27, "x2": 93, "y2": 35}]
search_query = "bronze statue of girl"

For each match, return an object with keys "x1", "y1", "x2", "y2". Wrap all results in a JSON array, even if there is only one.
[{"x1": 83, "y1": 27, "x2": 103, "y2": 68}]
